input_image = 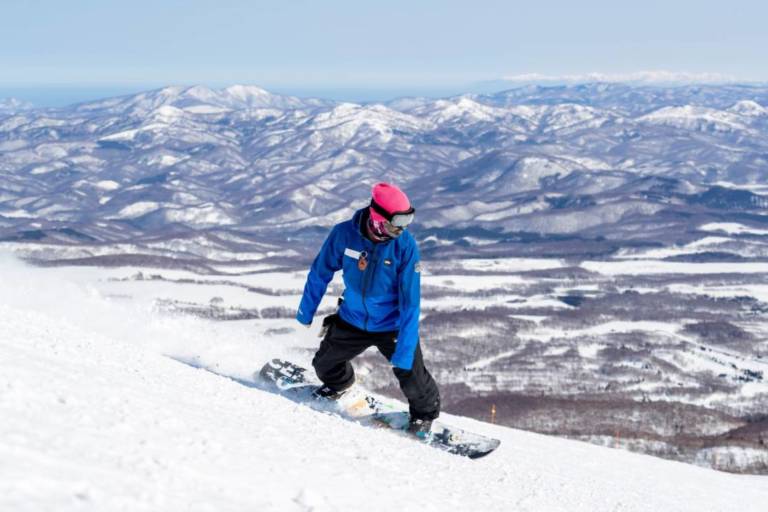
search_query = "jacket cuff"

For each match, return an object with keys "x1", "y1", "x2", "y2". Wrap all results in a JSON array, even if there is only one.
[
  {"x1": 390, "y1": 345, "x2": 415, "y2": 370},
  {"x1": 296, "y1": 310, "x2": 312, "y2": 325}
]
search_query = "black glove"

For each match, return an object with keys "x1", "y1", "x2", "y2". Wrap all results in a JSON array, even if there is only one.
[{"x1": 319, "y1": 313, "x2": 338, "y2": 338}]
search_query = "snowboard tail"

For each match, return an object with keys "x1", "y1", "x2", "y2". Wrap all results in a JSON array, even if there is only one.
[{"x1": 258, "y1": 358, "x2": 500, "y2": 459}]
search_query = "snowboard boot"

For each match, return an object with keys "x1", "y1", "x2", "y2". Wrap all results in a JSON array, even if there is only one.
[
  {"x1": 312, "y1": 379, "x2": 355, "y2": 401},
  {"x1": 407, "y1": 418, "x2": 433, "y2": 439}
]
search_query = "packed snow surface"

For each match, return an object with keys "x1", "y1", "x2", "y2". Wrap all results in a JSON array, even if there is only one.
[{"x1": 1, "y1": 256, "x2": 767, "y2": 512}]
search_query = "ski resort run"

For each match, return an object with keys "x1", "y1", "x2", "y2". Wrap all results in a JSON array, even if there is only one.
[{"x1": 1, "y1": 257, "x2": 767, "y2": 512}]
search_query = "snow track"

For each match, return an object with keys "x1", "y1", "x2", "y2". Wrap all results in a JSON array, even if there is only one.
[{"x1": 1, "y1": 258, "x2": 767, "y2": 511}]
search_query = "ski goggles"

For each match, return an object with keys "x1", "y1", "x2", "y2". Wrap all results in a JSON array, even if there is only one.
[{"x1": 370, "y1": 199, "x2": 415, "y2": 227}]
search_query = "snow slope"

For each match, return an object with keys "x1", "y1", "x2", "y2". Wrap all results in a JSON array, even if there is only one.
[{"x1": 1, "y1": 257, "x2": 767, "y2": 512}]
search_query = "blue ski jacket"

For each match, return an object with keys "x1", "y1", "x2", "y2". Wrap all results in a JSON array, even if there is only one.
[{"x1": 296, "y1": 208, "x2": 422, "y2": 370}]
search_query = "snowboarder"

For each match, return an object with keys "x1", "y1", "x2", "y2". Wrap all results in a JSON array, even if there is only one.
[{"x1": 296, "y1": 182, "x2": 440, "y2": 435}]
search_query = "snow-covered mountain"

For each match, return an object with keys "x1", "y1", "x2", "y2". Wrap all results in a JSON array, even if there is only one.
[
  {"x1": 2, "y1": 257, "x2": 767, "y2": 511},
  {"x1": 1, "y1": 83, "x2": 768, "y2": 258}
]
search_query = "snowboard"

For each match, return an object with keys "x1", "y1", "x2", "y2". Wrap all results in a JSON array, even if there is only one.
[{"x1": 258, "y1": 358, "x2": 501, "y2": 459}]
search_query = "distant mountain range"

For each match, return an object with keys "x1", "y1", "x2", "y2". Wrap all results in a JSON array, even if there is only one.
[
  {"x1": 0, "y1": 97, "x2": 34, "y2": 115},
  {"x1": 1, "y1": 83, "x2": 767, "y2": 260}
]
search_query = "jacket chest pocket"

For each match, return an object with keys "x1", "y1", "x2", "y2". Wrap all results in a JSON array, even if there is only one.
[
  {"x1": 379, "y1": 258, "x2": 397, "y2": 281},
  {"x1": 342, "y1": 247, "x2": 366, "y2": 290},
  {"x1": 368, "y1": 256, "x2": 398, "y2": 295}
]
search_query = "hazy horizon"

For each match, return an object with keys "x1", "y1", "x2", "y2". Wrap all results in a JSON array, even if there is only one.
[
  {"x1": 4, "y1": 77, "x2": 768, "y2": 109},
  {"x1": 0, "y1": 83, "x2": 480, "y2": 108}
]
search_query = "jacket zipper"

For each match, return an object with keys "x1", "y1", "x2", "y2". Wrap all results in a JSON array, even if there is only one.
[{"x1": 361, "y1": 244, "x2": 379, "y2": 331}]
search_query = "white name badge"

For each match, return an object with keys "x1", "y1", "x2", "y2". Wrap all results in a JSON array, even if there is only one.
[{"x1": 344, "y1": 248, "x2": 361, "y2": 260}]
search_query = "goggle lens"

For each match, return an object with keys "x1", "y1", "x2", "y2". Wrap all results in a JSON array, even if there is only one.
[{"x1": 389, "y1": 213, "x2": 414, "y2": 227}]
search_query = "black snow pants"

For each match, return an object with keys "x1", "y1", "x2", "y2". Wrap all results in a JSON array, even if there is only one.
[{"x1": 312, "y1": 315, "x2": 441, "y2": 421}]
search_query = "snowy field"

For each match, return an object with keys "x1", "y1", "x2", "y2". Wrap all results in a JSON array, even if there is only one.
[{"x1": 2, "y1": 252, "x2": 768, "y2": 510}]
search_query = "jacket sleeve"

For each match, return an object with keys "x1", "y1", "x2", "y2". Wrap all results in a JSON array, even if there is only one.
[
  {"x1": 296, "y1": 225, "x2": 344, "y2": 325},
  {"x1": 390, "y1": 240, "x2": 421, "y2": 370}
]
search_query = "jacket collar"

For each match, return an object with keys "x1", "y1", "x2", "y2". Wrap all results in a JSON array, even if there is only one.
[{"x1": 352, "y1": 208, "x2": 366, "y2": 234}]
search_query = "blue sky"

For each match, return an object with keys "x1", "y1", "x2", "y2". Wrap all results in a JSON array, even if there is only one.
[{"x1": 1, "y1": 0, "x2": 766, "y2": 103}]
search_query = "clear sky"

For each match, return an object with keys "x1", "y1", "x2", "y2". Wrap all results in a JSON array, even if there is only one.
[{"x1": 1, "y1": 0, "x2": 767, "y2": 103}]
